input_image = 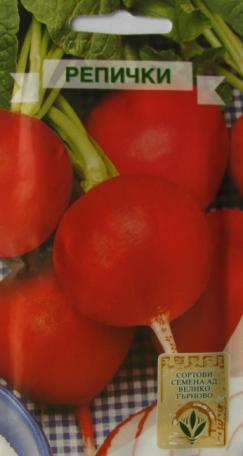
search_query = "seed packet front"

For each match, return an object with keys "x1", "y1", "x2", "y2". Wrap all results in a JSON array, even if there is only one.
[{"x1": 0, "y1": 0, "x2": 243, "y2": 454}]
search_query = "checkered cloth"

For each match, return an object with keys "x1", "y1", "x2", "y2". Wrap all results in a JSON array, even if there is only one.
[{"x1": 1, "y1": 90, "x2": 243, "y2": 455}]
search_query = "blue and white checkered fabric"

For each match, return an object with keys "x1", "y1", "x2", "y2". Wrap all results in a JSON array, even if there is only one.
[{"x1": 0, "y1": 90, "x2": 243, "y2": 455}]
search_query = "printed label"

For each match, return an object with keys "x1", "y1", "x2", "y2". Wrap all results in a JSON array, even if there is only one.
[
  {"x1": 157, "y1": 353, "x2": 229, "y2": 449},
  {"x1": 42, "y1": 60, "x2": 193, "y2": 91},
  {"x1": 11, "y1": 61, "x2": 225, "y2": 105}
]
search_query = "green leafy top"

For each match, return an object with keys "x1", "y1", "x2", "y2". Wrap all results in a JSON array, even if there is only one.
[
  {"x1": 204, "y1": 0, "x2": 243, "y2": 37},
  {"x1": 126, "y1": 0, "x2": 243, "y2": 96},
  {"x1": 0, "y1": 0, "x2": 19, "y2": 109},
  {"x1": 20, "y1": 0, "x2": 122, "y2": 59},
  {"x1": 132, "y1": 0, "x2": 211, "y2": 43}
]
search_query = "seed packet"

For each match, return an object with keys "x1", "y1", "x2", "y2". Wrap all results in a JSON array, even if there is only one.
[{"x1": 1, "y1": 1, "x2": 243, "y2": 455}]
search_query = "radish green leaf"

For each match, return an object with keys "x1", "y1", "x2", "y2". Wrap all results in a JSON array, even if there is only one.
[
  {"x1": 0, "y1": 0, "x2": 19, "y2": 109},
  {"x1": 130, "y1": 0, "x2": 210, "y2": 43},
  {"x1": 20, "y1": 0, "x2": 122, "y2": 59},
  {"x1": 204, "y1": 0, "x2": 243, "y2": 37}
]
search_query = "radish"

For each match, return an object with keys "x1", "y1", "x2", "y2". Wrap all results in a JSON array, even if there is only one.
[
  {"x1": 0, "y1": 267, "x2": 133, "y2": 403},
  {"x1": 231, "y1": 115, "x2": 243, "y2": 195},
  {"x1": 171, "y1": 209, "x2": 243, "y2": 353},
  {"x1": 54, "y1": 175, "x2": 211, "y2": 349},
  {"x1": 0, "y1": 265, "x2": 133, "y2": 455},
  {"x1": 86, "y1": 90, "x2": 229, "y2": 208},
  {"x1": 0, "y1": 110, "x2": 73, "y2": 257}
]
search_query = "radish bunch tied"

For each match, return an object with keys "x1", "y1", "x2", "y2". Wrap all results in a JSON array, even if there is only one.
[{"x1": 54, "y1": 175, "x2": 212, "y2": 350}]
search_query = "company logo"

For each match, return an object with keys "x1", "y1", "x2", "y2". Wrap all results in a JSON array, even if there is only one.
[{"x1": 173, "y1": 402, "x2": 215, "y2": 446}]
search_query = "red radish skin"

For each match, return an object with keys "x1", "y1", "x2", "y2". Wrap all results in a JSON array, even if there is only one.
[
  {"x1": 0, "y1": 268, "x2": 133, "y2": 405},
  {"x1": 86, "y1": 90, "x2": 229, "y2": 208},
  {"x1": 0, "y1": 110, "x2": 73, "y2": 257},
  {"x1": 54, "y1": 176, "x2": 211, "y2": 334},
  {"x1": 231, "y1": 115, "x2": 243, "y2": 195},
  {"x1": 171, "y1": 209, "x2": 243, "y2": 353}
]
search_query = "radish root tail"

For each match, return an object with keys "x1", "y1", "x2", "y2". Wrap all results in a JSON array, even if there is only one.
[
  {"x1": 151, "y1": 313, "x2": 178, "y2": 354},
  {"x1": 76, "y1": 405, "x2": 96, "y2": 456}
]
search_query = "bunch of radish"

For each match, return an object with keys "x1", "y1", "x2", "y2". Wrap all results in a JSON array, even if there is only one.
[
  {"x1": 1, "y1": 12, "x2": 243, "y2": 455},
  {"x1": 0, "y1": 15, "x2": 135, "y2": 456}
]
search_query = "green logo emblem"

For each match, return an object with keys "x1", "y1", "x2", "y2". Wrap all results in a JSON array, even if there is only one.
[{"x1": 179, "y1": 410, "x2": 207, "y2": 445}]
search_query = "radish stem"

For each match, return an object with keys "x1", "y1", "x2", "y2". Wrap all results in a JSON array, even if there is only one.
[
  {"x1": 54, "y1": 96, "x2": 118, "y2": 178},
  {"x1": 76, "y1": 405, "x2": 96, "y2": 456},
  {"x1": 151, "y1": 314, "x2": 178, "y2": 354},
  {"x1": 46, "y1": 106, "x2": 109, "y2": 191},
  {"x1": 41, "y1": 28, "x2": 51, "y2": 58},
  {"x1": 10, "y1": 16, "x2": 125, "y2": 193},
  {"x1": 89, "y1": 137, "x2": 119, "y2": 178},
  {"x1": 31, "y1": 47, "x2": 64, "y2": 117},
  {"x1": 29, "y1": 18, "x2": 42, "y2": 74},
  {"x1": 55, "y1": 95, "x2": 82, "y2": 130},
  {"x1": 193, "y1": 0, "x2": 243, "y2": 77},
  {"x1": 36, "y1": 88, "x2": 61, "y2": 119},
  {"x1": 216, "y1": 65, "x2": 243, "y2": 92},
  {"x1": 20, "y1": 18, "x2": 42, "y2": 115},
  {"x1": 11, "y1": 24, "x2": 32, "y2": 113},
  {"x1": 202, "y1": 29, "x2": 240, "y2": 74}
]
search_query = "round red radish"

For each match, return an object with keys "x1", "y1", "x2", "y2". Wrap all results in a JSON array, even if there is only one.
[
  {"x1": 231, "y1": 115, "x2": 243, "y2": 195},
  {"x1": 54, "y1": 175, "x2": 211, "y2": 328},
  {"x1": 0, "y1": 267, "x2": 133, "y2": 405},
  {"x1": 0, "y1": 110, "x2": 73, "y2": 257},
  {"x1": 86, "y1": 90, "x2": 229, "y2": 208},
  {"x1": 171, "y1": 209, "x2": 243, "y2": 353}
]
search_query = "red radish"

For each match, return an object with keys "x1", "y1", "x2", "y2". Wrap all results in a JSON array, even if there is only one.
[
  {"x1": 54, "y1": 175, "x2": 211, "y2": 349},
  {"x1": 171, "y1": 209, "x2": 243, "y2": 353},
  {"x1": 0, "y1": 265, "x2": 133, "y2": 455},
  {"x1": 231, "y1": 115, "x2": 243, "y2": 195},
  {"x1": 0, "y1": 110, "x2": 73, "y2": 257},
  {"x1": 86, "y1": 90, "x2": 229, "y2": 208},
  {"x1": 0, "y1": 267, "x2": 133, "y2": 405}
]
